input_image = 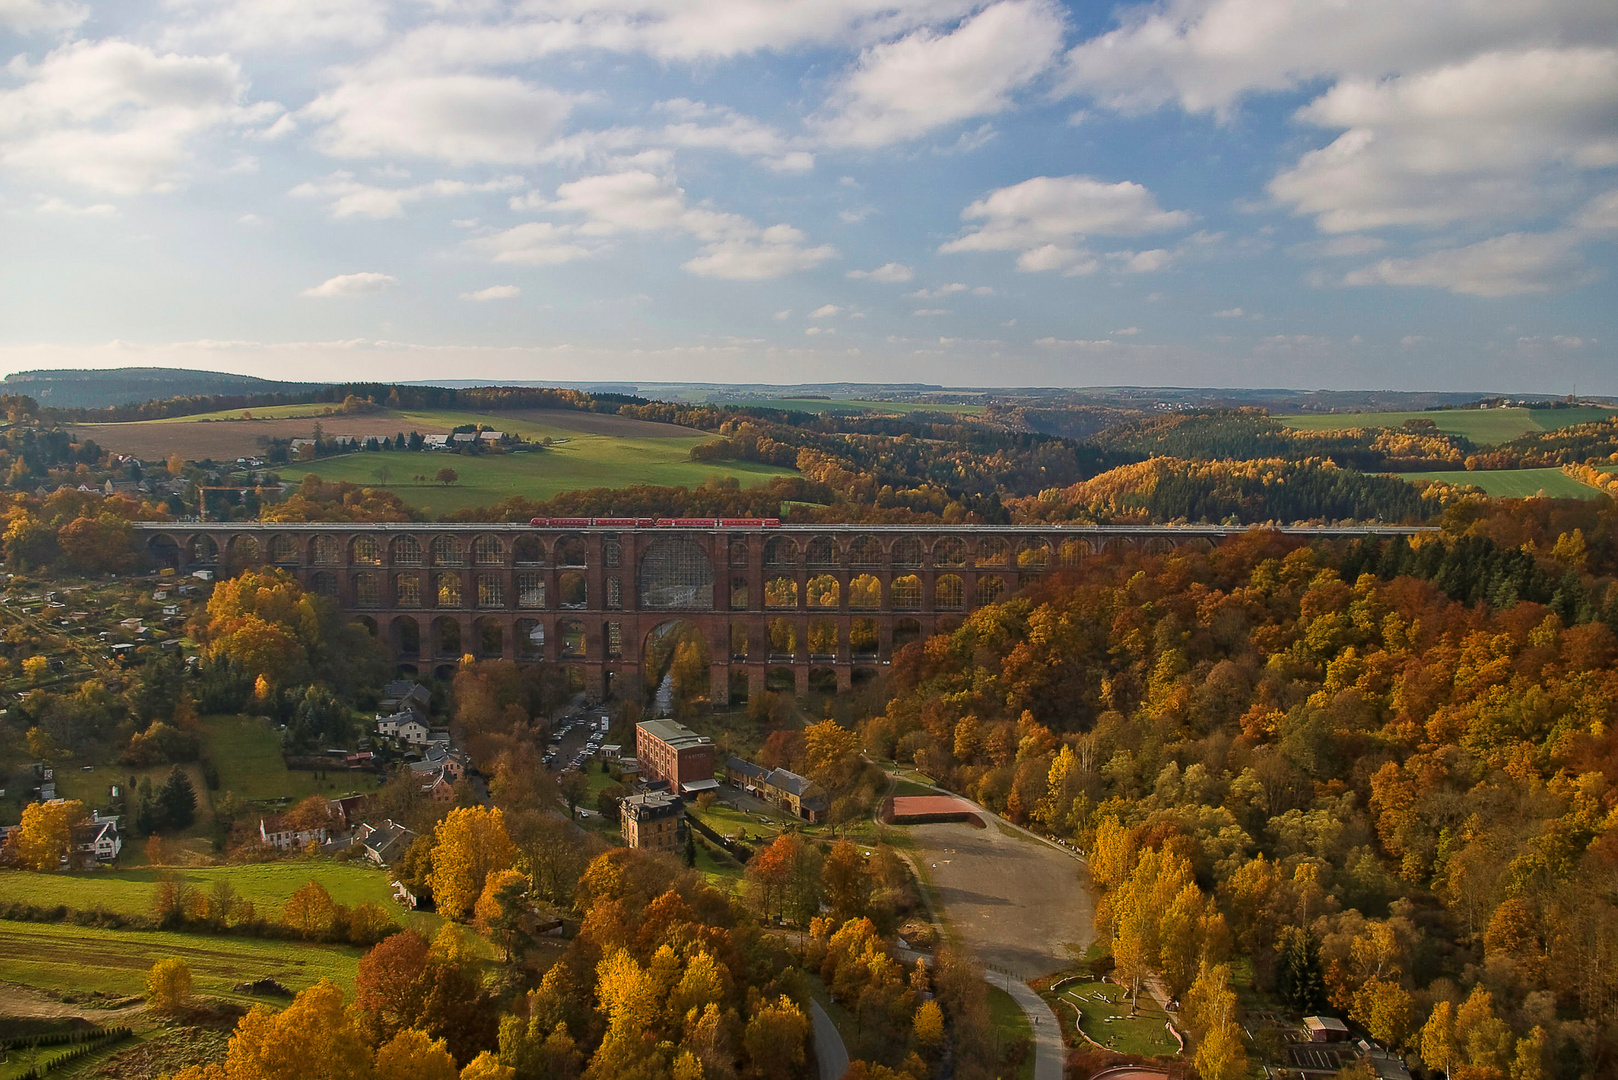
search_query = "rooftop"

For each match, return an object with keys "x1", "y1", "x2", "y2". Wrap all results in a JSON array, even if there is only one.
[{"x1": 637, "y1": 719, "x2": 713, "y2": 750}]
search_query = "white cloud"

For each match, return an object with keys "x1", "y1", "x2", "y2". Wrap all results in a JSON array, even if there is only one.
[
  {"x1": 817, "y1": 0, "x2": 1065, "y2": 147},
  {"x1": 289, "y1": 172, "x2": 524, "y2": 219},
  {"x1": 306, "y1": 74, "x2": 574, "y2": 165},
  {"x1": 0, "y1": 0, "x2": 84, "y2": 32},
  {"x1": 0, "y1": 40, "x2": 277, "y2": 194},
  {"x1": 1577, "y1": 188, "x2": 1618, "y2": 231},
  {"x1": 1342, "y1": 230, "x2": 1596, "y2": 297},
  {"x1": 1211, "y1": 307, "x2": 1244, "y2": 318},
  {"x1": 939, "y1": 175, "x2": 1190, "y2": 272},
  {"x1": 35, "y1": 196, "x2": 116, "y2": 216},
  {"x1": 533, "y1": 99, "x2": 813, "y2": 173},
  {"x1": 466, "y1": 222, "x2": 594, "y2": 265},
  {"x1": 682, "y1": 227, "x2": 837, "y2": 280},
  {"x1": 1113, "y1": 326, "x2": 1141, "y2": 336},
  {"x1": 809, "y1": 304, "x2": 841, "y2": 318},
  {"x1": 160, "y1": 0, "x2": 388, "y2": 49},
  {"x1": 847, "y1": 262, "x2": 913, "y2": 282},
  {"x1": 461, "y1": 285, "x2": 519, "y2": 301},
  {"x1": 908, "y1": 282, "x2": 993, "y2": 298},
  {"x1": 1270, "y1": 47, "x2": 1618, "y2": 233},
  {"x1": 1288, "y1": 235, "x2": 1388, "y2": 259},
  {"x1": 302, "y1": 271, "x2": 397, "y2": 297},
  {"x1": 913, "y1": 307, "x2": 949, "y2": 316},
  {"x1": 839, "y1": 206, "x2": 874, "y2": 223},
  {"x1": 1112, "y1": 248, "x2": 1174, "y2": 273}
]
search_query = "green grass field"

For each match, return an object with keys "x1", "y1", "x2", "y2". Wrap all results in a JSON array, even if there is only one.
[
  {"x1": 1277, "y1": 406, "x2": 1617, "y2": 445},
  {"x1": 988, "y1": 985, "x2": 1036, "y2": 1080},
  {"x1": 154, "y1": 403, "x2": 358, "y2": 423},
  {"x1": 1057, "y1": 980, "x2": 1178, "y2": 1058},
  {"x1": 199, "y1": 714, "x2": 380, "y2": 804},
  {"x1": 0, "y1": 919, "x2": 364, "y2": 1001},
  {"x1": 1400, "y1": 468, "x2": 1603, "y2": 499}
]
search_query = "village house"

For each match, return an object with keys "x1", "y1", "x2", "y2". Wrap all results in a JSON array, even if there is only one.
[
  {"x1": 258, "y1": 813, "x2": 328, "y2": 851},
  {"x1": 620, "y1": 791, "x2": 686, "y2": 852},
  {"x1": 326, "y1": 793, "x2": 377, "y2": 831},
  {"x1": 635, "y1": 719, "x2": 718, "y2": 797},
  {"x1": 354, "y1": 819, "x2": 418, "y2": 866},
  {"x1": 725, "y1": 757, "x2": 827, "y2": 823},
  {"x1": 71, "y1": 813, "x2": 122, "y2": 862},
  {"x1": 379, "y1": 681, "x2": 431, "y2": 715}
]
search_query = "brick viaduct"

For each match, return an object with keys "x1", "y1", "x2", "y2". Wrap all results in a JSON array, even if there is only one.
[{"x1": 133, "y1": 523, "x2": 1428, "y2": 702}]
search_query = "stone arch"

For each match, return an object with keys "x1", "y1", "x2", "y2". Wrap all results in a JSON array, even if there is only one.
[
  {"x1": 1101, "y1": 537, "x2": 1132, "y2": 557},
  {"x1": 892, "y1": 536, "x2": 924, "y2": 567},
  {"x1": 353, "y1": 570, "x2": 382, "y2": 608},
  {"x1": 554, "y1": 534, "x2": 588, "y2": 567},
  {"x1": 764, "y1": 576, "x2": 798, "y2": 608},
  {"x1": 267, "y1": 533, "x2": 300, "y2": 564},
  {"x1": 852, "y1": 666, "x2": 879, "y2": 688},
  {"x1": 433, "y1": 663, "x2": 458, "y2": 682},
  {"x1": 851, "y1": 617, "x2": 879, "y2": 658},
  {"x1": 557, "y1": 618, "x2": 586, "y2": 658},
  {"x1": 227, "y1": 535, "x2": 260, "y2": 569},
  {"x1": 351, "y1": 535, "x2": 382, "y2": 565},
  {"x1": 472, "y1": 535, "x2": 506, "y2": 566},
  {"x1": 934, "y1": 574, "x2": 965, "y2": 609},
  {"x1": 808, "y1": 617, "x2": 838, "y2": 659},
  {"x1": 146, "y1": 534, "x2": 179, "y2": 570},
  {"x1": 932, "y1": 536, "x2": 966, "y2": 567},
  {"x1": 764, "y1": 535, "x2": 798, "y2": 566},
  {"x1": 393, "y1": 573, "x2": 422, "y2": 607},
  {"x1": 729, "y1": 538, "x2": 750, "y2": 568},
  {"x1": 805, "y1": 536, "x2": 837, "y2": 566},
  {"x1": 975, "y1": 575, "x2": 1006, "y2": 607},
  {"x1": 517, "y1": 618, "x2": 545, "y2": 659},
  {"x1": 391, "y1": 615, "x2": 420, "y2": 658},
  {"x1": 312, "y1": 535, "x2": 341, "y2": 566},
  {"x1": 808, "y1": 667, "x2": 838, "y2": 694},
  {"x1": 513, "y1": 535, "x2": 544, "y2": 564},
  {"x1": 516, "y1": 572, "x2": 545, "y2": 608},
  {"x1": 391, "y1": 535, "x2": 423, "y2": 566},
  {"x1": 355, "y1": 615, "x2": 378, "y2": 637},
  {"x1": 767, "y1": 617, "x2": 797, "y2": 658},
  {"x1": 642, "y1": 619, "x2": 709, "y2": 699},
  {"x1": 894, "y1": 617, "x2": 923, "y2": 651},
  {"x1": 977, "y1": 536, "x2": 1011, "y2": 566},
  {"x1": 729, "y1": 576, "x2": 750, "y2": 610},
  {"x1": 730, "y1": 621, "x2": 751, "y2": 659},
  {"x1": 849, "y1": 573, "x2": 881, "y2": 610},
  {"x1": 431, "y1": 616, "x2": 461, "y2": 657},
  {"x1": 476, "y1": 573, "x2": 504, "y2": 608},
  {"x1": 558, "y1": 570, "x2": 587, "y2": 609},
  {"x1": 1142, "y1": 536, "x2": 1176, "y2": 555},
  {"x1": 603, "y1": 539, "x2": 621, "y2": 568},
  {"x1": 1183, "y1": 536, "x2": 1216, "y2": 553},
  {"x1": 891, "y1": 574, "x2": 922, "y2": 610},
  {"x1": 473, "y1": 616, "x2": 505, "y2": 658},
  {"x1": 806, "y1": 573, "x2": 840, "y2": 608},
  {"x1": 638, "y1": 538, "x2": 714, "y2": 609},
  {"x1": 1016, "y1": 538, "x2": 1050, "y2": 570},
  {"x1": 430, "y1": 535, "x2": 464, "y2": 566},
  {"x1": 189, "y1": 534, "x2": 219, "y2": 565},
  {"x1": 1057, "y1": 537, "x2": 1091, "y2": 566},
  {"x1": 766, "y1": 666, "x2": 796, "y2": 693},
  {"x1": 434, "y1": 572, "x2": 463, "y2": 607},
  {"x1": 310, "y1": 570, "x2": 338, "y2": 597},
  {"x1": 848, "y1": 535, "x2": 884, "y2": 567}
]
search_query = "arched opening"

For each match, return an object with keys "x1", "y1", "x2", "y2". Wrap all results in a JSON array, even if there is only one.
[
  {"x1": 517, "y1": 618, "x2": 545, "y2": 660},
  {"x1": 147, "y1": 535, "x2": 180, "y2": 571},
  {"x1": 435, "y1": 572, "x2": 463, "y2": 608},
  {"x1": 892, "y1": 536, "x2": 923, "y2": 567},
  {"x1": 603, "y1": 539, "x2": 621, "y2": 568},
  {"x1": 1102, "y1": 537, "x2": 1132, "y2": 557},
  {"x1": 806, "y1": 574, "x2": 840, "y2": 608},
  {"x1": 228, "y1": 535, "x2": 260, "y2": 571},
  {"x1": 557, "y1": 571, "x2": 587, "y2": 609},
  {"x1": 891, "y1": 574, "x2": 922, "y2": 610},
  {"x1": 729, "y1": 538, "x2": 750, "y2": 568},
  {"x1": 894, "y1": 617, "x2": 923, "y2": 651},
  {"x1": 1143, "y1": 536, "x2": 1176, "y2": 556},
  {"x1": 432, "y1": 616, "x2": 461, "y2": 658},
  {"x1": 355, "y1": 615, "x2": 378, "y2": 637},
  {"x1": 642, "y1": 620, "x2": 711, "y2": 712},
  {"x1": 849, "y1": 573, "x2": 881, "y2": 610},
  {"x1": 975, "y1": 575, "x2": 1006, "y2": 607},
  {"x1": 977, "y1": 537, "x2": 1010, "y2": 566},
  {"x1": 268, "y1": 533, "x2": 300, "y2": 565},
  {"x1": 351, "y1": 535, "x2": 382, "y2": 565},
  {"x1": 558, "y1": 619, "x2": 586, "y2": 658},
  {"x1": 764, "y1": 535, "x2": 797, "y2": 567},
  {"x1": 764, "y1": 576, "x2": 798, "y2": 608},
  {"x1": 730, "y1": 622, "x2": 750, "y2": 660},
  {"x1": 808, "y1": 667, "x2": 838, "y2": 694},
  {"x1": 1017, "y1": 539, "x2": 1050, "y2": 570},
  {"x1": 476, "y1": 574, "x2": 504, "y2": 608},
  {"x1": 730, "y1": 576, "x2": 750, "y2": 610},
  {"x1": 189, "y1": 535, "x2": 219, "y2": 565},
  {"x1": 728, "y1": 670, "x2": 749, "y2": 705},
  {"x1": 933, "y1": 537, "x2": 966, "y2": 567},
  {"x1": 391, "y1": 535, "x2": 423, "y2": 566},
  {"x1": 434, "y1": 664, "x2": 458, "y2": 682},
  {"x1": 472, "y1": 535, "x2": 505, "y2": 566},
  {"x1": 474, "y1": 617, "x2": 505, "y2": 658},
  {"x1": 554, "y1": 534, "x2": 588, "y2": 567},
  {"x1": 564, "y1": 667, "x2": 586, "y2": 694},
  {"x1": 638, "y1": 538, "x2": 714, "y2": 609},
  {"x1": 394, "y1": 573, "x2": 422, "y2": 607},
  {"x1": 934, "y1": 574, "x2": 964, "y2": 609},
  {"x1": 392, "y1": 616, "x2": 420, "y2": 659},
  {"x1": 766, "y1": 666, "x2": 796, "y2": 693},
  {"x1": 310, "y1": 570, "x2": 338, "y2": 597},
  {"x1": 852, "y1": 666, "x2": 879, "y2": 688},
  {"x1": 767, "y1": 618, "x2": 797, "y2": 659},
  {"x1": 935, "y1": 614, "x2": 963, "y2": 635},
  {"x1": 851, "y1": 617, "x2": 878, "y2": 659},
  {"x1": 516, "y1": 572, "x2": 545, "y2": 608},
  {"x1": 805, "y1": 536, "x2": 837, "y2": 566},
  {"x1": 396, "y1": 663, "x2": 419, "y2": 677},
  {"x1": 808, "y1": 617, "x2": 837, "y2": 659},
  {"x1": 312, "y1": 535, "x2": 340, "y2": 565},
  {"x1": 513, "y1": 535, "x2": 544, "y2": 565},
  {"x1": 849, "y1": 535, "x2": 883, "y2": 567},
  {"x1": 354, "y1": 571, "x2": 381, "y2": 608},
  {"x1": 430, "y1": 536, "x2": 464, "y2": 567},
  {"x1": 1057, "y1": 538, "x2": 1090, "y2": 566}
]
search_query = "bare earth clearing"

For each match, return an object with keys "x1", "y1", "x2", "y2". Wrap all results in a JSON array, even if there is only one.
[{"x1": 906, "y1": 821, "x2": 1094, "y2": 979}]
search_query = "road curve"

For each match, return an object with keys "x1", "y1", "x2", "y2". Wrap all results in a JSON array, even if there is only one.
[{"x1": 811, "y1": 998, "x2": 850, "y2": 1080}]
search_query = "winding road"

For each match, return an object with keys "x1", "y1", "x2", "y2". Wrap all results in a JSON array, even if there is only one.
[{"x1": 810, "y1": 999, "x2": 850, "y2": 1080}]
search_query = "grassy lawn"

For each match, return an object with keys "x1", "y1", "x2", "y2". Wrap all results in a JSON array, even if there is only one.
[
  {"x1": 689, "y1": 800, "x2": 793, "y2": 843},
  {"x1": 988, "y1": 985, "x2": 1036, "y2": 1080},
  {"x1": 1056, "y1": 980, "x2": 1179, "y2": 1058},
  {"x1": 200, "y1": 714, "x2": 380, "y2": 805},
  {"x1": 0, "y1": 919, "x2": 364, "y2": 1001},
  {"x1": 1400, "y1": 467, "x2": 1603, "y2": 499},
  {"x1": 53, "y1": 762, "x2": 215, "y2": 839},
  {"x1": 303, "y1": 445, "x2": 793, "y2": 514},
  {"x1": 692, "y1": 838, "x2": 743, "y2": 883},
  {"x1": 152, "y1": 403, "x2": 360, "y2": 423},
  {"x1": 1277, "y1": 406, "x2": 1616, "y2": 445}
]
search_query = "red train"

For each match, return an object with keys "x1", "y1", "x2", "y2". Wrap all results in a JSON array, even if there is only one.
[{"x1": 526, "y1": 517, "x2": 780, "y2": 528}]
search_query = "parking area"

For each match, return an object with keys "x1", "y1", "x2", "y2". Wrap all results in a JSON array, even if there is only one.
[{"x1": 545, "y1": 709, "x2": 612, "y2": 773}]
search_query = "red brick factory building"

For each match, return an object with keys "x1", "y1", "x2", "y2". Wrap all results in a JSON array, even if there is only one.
[{"x1": 634, "y1": 719, "x2": 720, "y2": 796}]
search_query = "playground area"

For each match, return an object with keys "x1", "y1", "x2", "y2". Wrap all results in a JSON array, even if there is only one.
[{"x1": 1055, "y1": 979, "x2": 1181, "y2": 1058}]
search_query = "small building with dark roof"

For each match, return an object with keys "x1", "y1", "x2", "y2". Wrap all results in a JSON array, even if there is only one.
[{"x1": 620, "y1": 790, "x2": 687, "y2": 852}]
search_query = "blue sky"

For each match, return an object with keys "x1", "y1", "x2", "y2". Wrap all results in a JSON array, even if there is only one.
[{"x1": 1, "y1": 0, "x2": 1614, "y2": 392}]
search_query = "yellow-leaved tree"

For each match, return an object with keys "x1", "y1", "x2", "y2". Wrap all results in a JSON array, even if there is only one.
[
  {"x1": 11, "y1": 798, "x2": 86, "y2": 871},
  {"x1": 427, "y1": 806, "x2": 515, "y2": 922},
  {"x1": 170, "y1": 979, "x2": 373, "y2": 1080},
  {"x1": 373, "y1": 1029, "x2": 457, "y2": 1080},
  {"x1": 146, "y1": 958, "x2": 192, "y2": 1014}
]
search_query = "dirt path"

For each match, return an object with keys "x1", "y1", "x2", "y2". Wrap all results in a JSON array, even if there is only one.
[{"x1": 0, "y1": 980, "x2": 144, "y2": 1020}]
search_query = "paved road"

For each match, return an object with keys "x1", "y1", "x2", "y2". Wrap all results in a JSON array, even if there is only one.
[
  {"x1": 1004, "y1": 976, "x2": 1064, "y2": 1080},
  {"x1": 810, "y1": 999, "x2": 849, "y2": 1080}
]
